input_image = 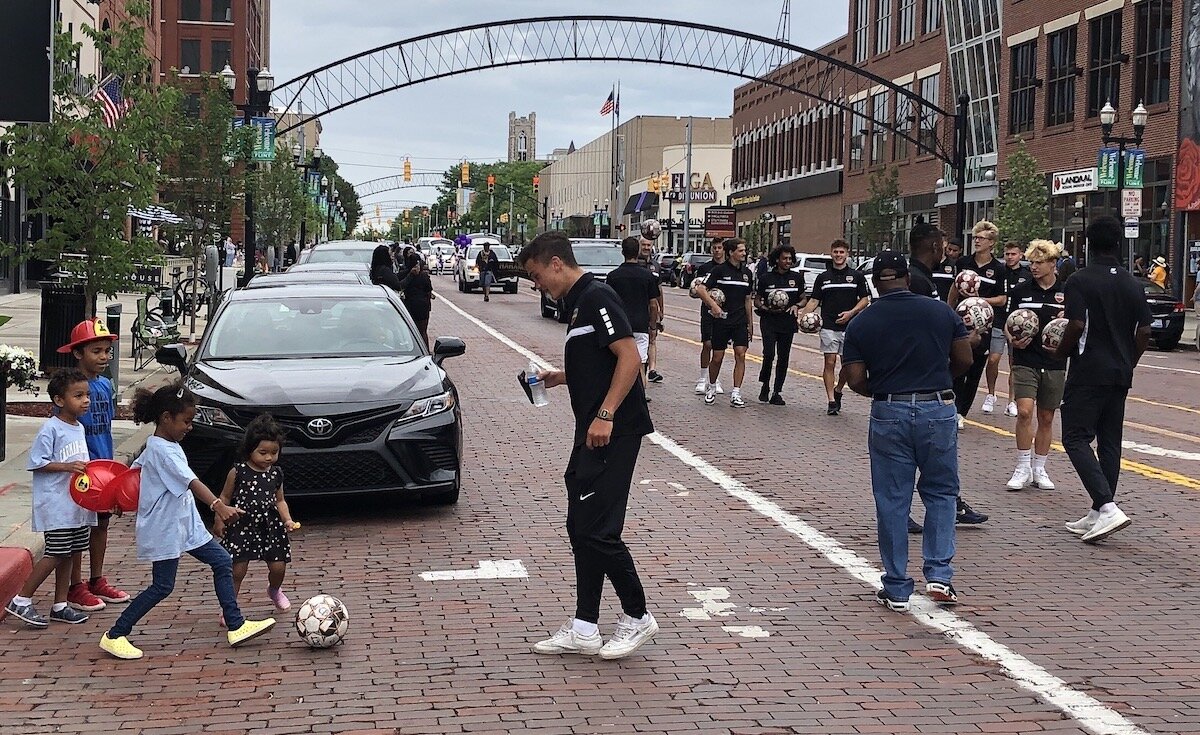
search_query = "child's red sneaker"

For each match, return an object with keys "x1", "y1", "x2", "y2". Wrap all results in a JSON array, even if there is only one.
[
  {"x1": 68, "y1": 582, "x2": 106, "y2": 612},
  {"x1": 88, "y1": 577, "x2": 130, "y2": 603}
]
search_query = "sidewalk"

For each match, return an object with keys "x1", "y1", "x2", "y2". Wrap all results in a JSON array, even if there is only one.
[{"x1": 0, "y1": 281, "x2": 218, "y2": 613}]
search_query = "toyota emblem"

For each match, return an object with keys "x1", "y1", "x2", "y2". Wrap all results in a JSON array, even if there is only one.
[{"x1": 307, "y1": 418, "x2": 334, "y2": 436}]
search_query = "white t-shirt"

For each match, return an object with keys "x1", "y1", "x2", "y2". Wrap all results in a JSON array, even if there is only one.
[
  {"x1": 132, "y1": 436, "x2": 211, "y2": 561},
  {"x1": 27, "y1": 417, "x2": 96, "y2": 532}
]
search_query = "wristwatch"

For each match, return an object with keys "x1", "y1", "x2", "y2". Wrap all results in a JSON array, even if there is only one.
[{"x1": 596, "y1": 409, "x2": 614, "y2": 421}]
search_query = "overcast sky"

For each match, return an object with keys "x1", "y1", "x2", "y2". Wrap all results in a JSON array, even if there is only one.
[{"x1": 270, "y1": 2, "x2": 849, "y2": 221}]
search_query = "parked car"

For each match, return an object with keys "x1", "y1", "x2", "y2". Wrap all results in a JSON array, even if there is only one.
[
  {"x1": 679, "y1": 251, "x2": 713, "y2": 288},
  {"x1": 426, "y1": 243, "x2": 456, "y2": 274},
  {"x1": 1137, "y1": 277, "x2": 1187, "y2": 350},
  {"x1": 251, "y1": 267, "x2": 372, "y2": 288},
  {"x1": 651, "y1": 253, "x2": 682, "y2": 286},
  {"x1": 539, "y1": 239, "x2": 624, "y2": 319},
  {"x1": 456, "y1": 242, "x2": 519, "y2": 293},
  {"x1": 791, "y1": 253, "x2": 834, "y2": 293},
  {"x1": 154, "y1": 282, "x2": 466, "y2": 503},
  {"x1": 294, "y1": 240, "x2": 378, "y2": 267}
]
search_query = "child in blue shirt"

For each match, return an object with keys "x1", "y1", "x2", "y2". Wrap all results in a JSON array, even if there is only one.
[
  {"x1": 99, "y1": 383, "x2": 277, "y2": 660},
  {"x1": 58, "y1": 318, "x2": 129, "y2": 612},
  {"x1": 4, "y1": 370, "x2": 96, "y2": 627}
]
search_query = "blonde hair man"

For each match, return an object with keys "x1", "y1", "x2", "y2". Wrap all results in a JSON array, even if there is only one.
[{"x1": 947, "y1": 221, "x2": 1006, "y2": 427}]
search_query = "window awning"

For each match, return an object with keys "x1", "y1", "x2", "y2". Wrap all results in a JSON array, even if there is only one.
[
  {"x1": 128, "y1": 205, "x2": 185, "y2": 224},
  {"x1": 622, "y1": 191, "x2": 659, "y2": 215}
]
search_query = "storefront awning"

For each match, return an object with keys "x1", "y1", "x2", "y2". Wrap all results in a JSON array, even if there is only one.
[
  {"x1": 622, "y1": 191, "x2": 659, "y2": 215},
  {"x1": 128, "y1": 205, "x2": 185, "y2": 225}
]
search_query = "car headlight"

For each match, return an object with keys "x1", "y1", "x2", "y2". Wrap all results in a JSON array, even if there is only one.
[
  {"x1": 469, "y1": 266, "x2": 478, "y2": 273},
  {"x1": 194, "y1": 404, "x2": 240, "y2": 430},
  {"x1": 397, "y1": 390, "x2": 455, "y2": 423}
]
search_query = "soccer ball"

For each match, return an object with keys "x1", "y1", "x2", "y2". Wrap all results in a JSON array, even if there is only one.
[
  {"x1": 1005, "y1": 308, "x2": 1040, "y2": 342},
  {"x1": 688, "y1": 279, "x2": 704, "y2": 299},
  {"x1": 708, "y1": 287, "x2": 726, "y2": 307},
  {"x1": 295, "y1": 594, "x2": 349, "y2": 649},
  {"x1": 798, "y1": 311, "x2": 822, "y2": 334},
  {"x1": 955, "y1": 270, "x2": 981, "y2": 297},
  {"x1": 766, "y1": 289, "x2": 791, "y2": 311},
  {"x1": 956, "y1": 296, "x2": 994, "y2": 331},
  {"x1": 640, "y1": 219, "x2": 662, "y2": 239},
  {"x1": 1041, "y1": 317, "x2": 1069, "y2": 351}
]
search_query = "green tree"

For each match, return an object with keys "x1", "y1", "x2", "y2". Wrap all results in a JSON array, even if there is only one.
[
  {"x1": 859, "y1": 166, "x2": 900, "y2": 254},
  {"x1": 0, "y1": 1, "x2": 182, "y2": 315},
  {"x1": 433, "y1": 160, "x2": 543, "y2": 239},
  {"x1": 252, "y1": 143, "x2": 307, "y2": 255},
  {"x1": 994, "y1": 139, "x2": 1050, "y2": 246}
]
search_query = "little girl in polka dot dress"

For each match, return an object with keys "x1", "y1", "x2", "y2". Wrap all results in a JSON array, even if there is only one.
[{"x1": 214, "y1": 414, "x2": 299, "y2": 614}]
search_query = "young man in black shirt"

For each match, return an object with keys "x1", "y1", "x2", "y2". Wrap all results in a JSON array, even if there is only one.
[
  {"x1": 638, "y1": 237, "x2": 666, "y2": 384},
  {"x1": 475, "y1": 243, "x2": 500, "y2": 302},
  {"x1": 605, "y1": 236, "x2": 663, "y2": 393},
  {"x1": 1054, "y1": 216, "x2": 1153, "y2": 543},
  {"x1": 518, "y1": 233, "x2": 659, "y2": 659},
  {"x1": 697, "y1": 238, "x2": 755, "y2": 407},
  {"x1": 1005, "y1": 240, "x2": 1067, "y2": 492},
  {"x1": 984, "y1": 241, "x2": 1031, "y2": 418},
  {"x1": 754, "y1": 245, "x2": 807, "y2": 404},
  {"x1": 800, "y1": 239, "x2": 870, "y2": 415},
  {"x1": 692, "y1": 239, "x2": 726, "y2": 395},
  {"x1": 948, "y1": 221, "x2": 1006, "y2": 427},
  {"x1": 933, "y1": 237, "x2": 962, "y2": 302}
]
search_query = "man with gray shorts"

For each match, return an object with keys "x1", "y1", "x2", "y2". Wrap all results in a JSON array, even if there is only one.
[
  {"x1": 801, "y1": 239, "x2": 869, "y2": 415},
  {"x1": 984, "y1": 241, "x2": 1030, "y2": 417}
]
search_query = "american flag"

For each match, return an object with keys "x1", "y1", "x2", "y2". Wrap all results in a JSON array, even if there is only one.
[
  {"x1": 600, "y1": 90, "x2": 616, "y2": 116},
  {"x1": 92, "y1": 75, "x2": 133, "y2": 128}
]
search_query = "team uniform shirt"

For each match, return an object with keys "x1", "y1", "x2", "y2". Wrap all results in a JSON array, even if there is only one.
[
  {"x1": 996, "y1": 265, "x2": 1032, "y2": 325},
  {"x1": 932, "y1": 257, "x2": 957, "y2": 301},
  {"x1": 844, "y1": 290, "x2": 968, "y2": 395},
  {"x1": 694, "y1": 259, "x2": 721, "y2": 317},
  {"x1": 954, "y1": 255, "x2": 1005, "y2": 300},
  {"x1": 810, "y1": 265, "x2": 869, "y2": 332},
  {"x1": 756, "y1": 268, "x2": 805, "y2": 333},
  {"x1": 1008, "y1": 279, "x2": 1068, "y2": 371},
  {"x1": 908, "y1": 258, "x2": 938, "y2": 299},
  {"x1": 27, "y1": 417, "x2": 95, "y2": 532},
  {"x1": 132, "y1": 436, "x2": 212, "y2": 562},
  {"x1": 562, "y1": 273, "x2": 654, "y2": 443},
  {"x1": 80, "y1": 375, "x2": 115, "y2": 459},
  {"x1": 604, "y1": 262, "x2": 661, "y2": 334},
  {"x1": 1062, "y1": 255, "x2": 1154, "y2": 389},
  {"x1": 702, "y1": 262, "x2": 755, "y2": 326}
]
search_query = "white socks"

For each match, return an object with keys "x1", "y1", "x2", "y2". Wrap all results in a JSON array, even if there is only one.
[
  {"x1": 1033, "y1": 454, "x2": 1048, "y2": 471},
  {"x1": 571, "y1": 618, "x2": 599, "y2": 636},
  {"x1": 11, "y1": 595, "x2": 31, "y2": 607},
  {"x1": 51, "y1": 602, "x2": 67, "y2": 612},
  {"x1": 1016, "y1": 449, "x2": 1032, "y2": 466},
  {"x1": 698, "y1": 369, "x2": 708, "y2": 382},
  {"x1": 1100, "y1": 502, "x2": 1118, "y2": 514}
]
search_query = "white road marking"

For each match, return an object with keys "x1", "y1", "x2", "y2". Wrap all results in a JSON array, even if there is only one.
[
  {"x1": 1138, "y1": 363, "x2": 1200, "y2": 376},
  {"x1": 722, "y1": 625, "x2": 771, "y2": 638},
  {"x1": 675, "y1": 491, "x2": 690, "y2": 497},
  {"x1": 419, "y1": 559, "x2": 529, "y2": 581},
  {"x1": 1122, "y1": 441, "x2": 1200, "y2": 461},
  {"x1": 680, "y1": 587, "x2": 738, "y2": 620},
  {"x1": 668, "y1": 482, "x2": 687, "y2": 491},
  {"x1": 436, "y1": 292, "x2": 1154, "y2": 735}
]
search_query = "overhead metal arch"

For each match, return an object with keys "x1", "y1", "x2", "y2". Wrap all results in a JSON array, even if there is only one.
[
  {"x1": 355, "y1": 173, "x2": 446, "y2": 198},
  {"x1": 273, "y1": 15, "x2": 961, "y2": 167}
]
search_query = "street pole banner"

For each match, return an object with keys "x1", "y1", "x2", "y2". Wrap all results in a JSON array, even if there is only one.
[
  {"x1": 1123, "y1": 149, "x2": 1145, "y2": 189},
  {"x1": 232, "y1": 117, "x2": 277, "y2": 161},
  {"x1": 1097, "y1": 147, "x2": 1119, "y2": 189}
]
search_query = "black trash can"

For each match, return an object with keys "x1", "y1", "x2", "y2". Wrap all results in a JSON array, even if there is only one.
[{"x1": 39, "y1": 282, "x2": 92, "y2": 372}]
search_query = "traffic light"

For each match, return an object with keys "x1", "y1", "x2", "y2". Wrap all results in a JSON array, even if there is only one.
[
  {"x1": 649, "y1": 175, "x2": 660, "y2": 194},
  {"x1": 460, "y1": 162, "x2": 470, "y2": 184},
  {"x1": 660, "y1": 171, "x2": 671, "y2": 192},
  {"x1": 532, "y1": 175, "x2": 540, "y2": 196},
  {"x1": 487, "y1": 174, "x2": 495, "y2": 194},
  {"x1": 403, "y1": 158, "x2": 412, "y2": 182},
  {"x1": 500, "y1": 212, "x2": 509, "y2": 224}
]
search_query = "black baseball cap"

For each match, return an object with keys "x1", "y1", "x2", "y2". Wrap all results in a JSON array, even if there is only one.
[{"x1": 872, "y1": 250, "x2": 909, "y2": 281}]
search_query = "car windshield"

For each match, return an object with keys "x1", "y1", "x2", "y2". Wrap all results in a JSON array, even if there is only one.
[
  {"x1": 687, "y1": 254, "x2": 712, "y2": 265},
  {"x1": 203, "y1": 297, "x2": 421, "y2": 359},
  {"x1": 1141, "y1": 281, "x2": 1169, "y2": 296},
  {"x1": 467, "y1": 245, "x2": 513, "y2": 260},
  {"x1": 303, "y1": 247, "x2": 376, "y2": 265},
  {"x1": 575, "y1": 246, "x2": 625, "y2": 267},
  {"x1": 805, "y1": 257, "x2": 834, "y2": 269}
]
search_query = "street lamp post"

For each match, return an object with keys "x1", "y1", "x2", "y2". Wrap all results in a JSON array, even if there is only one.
[
  {"x1": 221, "y1": 63, "x2": 274, "y2": 287},
  {"x1": 1099, "y1": 100, "x2": 1148, "y2": 269},
  {"x1": 291, "y1": 143, "x2": 322, "y2": 250},
  {"x1": 325, "y1": 180, "x2": 339, "y2": 241}
]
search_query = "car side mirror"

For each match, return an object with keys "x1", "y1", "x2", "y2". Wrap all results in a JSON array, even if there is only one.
[
  {"x1": 432, "y1": 336, "x2": 466, "y2": 365},
  {"x1": 155, "y1": 343, "x2": 188, "y2": 372}
]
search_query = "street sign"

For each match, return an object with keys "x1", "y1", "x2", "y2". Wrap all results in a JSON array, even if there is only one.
[
  {"x1": 704, "y1": 206, "x2": 737, "y2": 238},
  {"x1": 1121, "y1": 189, "x2": 1142, "y2": 218},
  {"x1": 1124, "y1": 217, "x2": 1140, "y2": 239}
]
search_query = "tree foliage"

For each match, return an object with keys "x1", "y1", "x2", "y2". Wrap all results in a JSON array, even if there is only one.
[
  {"x1": 252, "y1": 143, "x2": 307, "y2": 251},
  {"x1": 0, "y1": 1, "x2": 181, "y2": 314},
  {"x1": 859, "y1": 166, "x2": 900, "y2": 254},
  {"x1": 994, "y1": 139, "x2": 1050, "y2": 246},
  {"x1": 432, "y1": 160, "x2": 543, "y2": 240}
]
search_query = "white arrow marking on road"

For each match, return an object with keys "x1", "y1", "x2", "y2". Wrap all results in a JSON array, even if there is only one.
[
  {"x1": 675, "y1": 491, "x2": 690, "y2": 497},
  {"x1": 419, "y1": 559, "x2": 528, "y2": 581},
  {"x1": 722, "y1": 625, "x2": 771, "y2": 638},
  {"x1": 1122, "y1": 441, "x2": 1200, "y2": 461},
  {"x1": 668, "y1": 482, "x2": 687, "y2": 491}
]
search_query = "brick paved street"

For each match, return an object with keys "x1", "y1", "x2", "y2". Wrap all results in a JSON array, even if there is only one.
[{"x1": 2, "y1": 275, "x2": 1199, "y2": 735}]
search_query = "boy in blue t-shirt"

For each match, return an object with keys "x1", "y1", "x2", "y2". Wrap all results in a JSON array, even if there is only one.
[{"x1": 57, "y1": 319, "x2": 129, "y2": 611}]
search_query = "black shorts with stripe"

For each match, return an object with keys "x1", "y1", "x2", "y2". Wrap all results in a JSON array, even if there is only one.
[{"x1": 44, "y1": 525, "x2": 91, "y2": 557}]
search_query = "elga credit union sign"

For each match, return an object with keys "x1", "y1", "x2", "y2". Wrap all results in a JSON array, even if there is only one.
[{"x1": 1051, "y1": 168, "x2": 1097, "y2": 195}]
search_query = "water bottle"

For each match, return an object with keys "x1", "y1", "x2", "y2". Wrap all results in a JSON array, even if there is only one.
[{"x1": 527, "y1": 359, "x2": 549, "y2": 407}]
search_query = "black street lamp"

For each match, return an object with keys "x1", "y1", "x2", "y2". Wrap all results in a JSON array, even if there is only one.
[
  {"x1": 221, "y1": 62, "x2": 274, "y2": 286},
  {"x1": 1098, "y1": 100, "x2": 1149, "y2": 268},
  {"x1": 323, "y1": 178, "x2": 339, "y2": 241},
  {"x1": 292, "y1": 143, "x2": 322, "y2": 250}
]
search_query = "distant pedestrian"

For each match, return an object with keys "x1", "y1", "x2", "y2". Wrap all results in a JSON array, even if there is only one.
[
  {"x1": 284, "y1": 241, "x2": 298, "y2": 269},
  {"x1": 983, "y1": 241, "x2": 1031, "y2": 418},
  {"x1": 398, "y1": 252, "x2": 435, "y2": 347},
  {"x1": 99, "y1": 384, "x2": 276, "y2": 660},
  {"x1": 4, "y1": 370, "x2": 96, "y2": 628},
  {"x1": 605, "y1": 236, "x2": 662, "y2": 391},
  {"x1": 517, "y1": 232, "x2": 659, "y2": 660},
  {"x1": 1148, "y1": 256, "x2": 1169, "y2": 289},
  {"x1": 476, "y1": 242, "x2": 500, "y2": 302},
  {"x1": 1131, "y1": 256, "x2": 1147, "y2": 277},
  {"x1": 205, "y1": 241, "x2": 220, "y2": 292},
  {"x1": 692, "y1": 238, "x2": 727, "y2": 396},
  {"x1": 949, "y1": 220, "x2": 1005, "y2": 427},
  {"x1": 1054, "y1": 216, "x2": 1153, "y2": 543},
  {"x1": 369, "y1": 244, "x2": 404, "y2": 291},
  {"x1": 799, "y1": 238, "x2": 870, "y2": 416},
  {"x1": 638, "y1": 236, "x2": 665, "y2": 384},
  {"x1": 840, "y1": 251, "x2": 976, "y2": 611},
  {"x1": 224, "y1": 237, "x2": 236, "y2": 267},
  {"x1": 933, "y1": 237, "x2": 962, "y2": 302},
  {"x1": 697, "y1": 237, "x2": 755, "y2": 408},
  {"x1": 754, "y1": 245, "x2": 806, "y2": 405}
]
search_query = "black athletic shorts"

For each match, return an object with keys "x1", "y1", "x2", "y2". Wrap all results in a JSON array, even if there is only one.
[
  {"x1": 711, "y1": 321, "x2": 749, "y2": 350},
  {"x1": 700, "y1": 310, "x2": 714, "y2": 343}
]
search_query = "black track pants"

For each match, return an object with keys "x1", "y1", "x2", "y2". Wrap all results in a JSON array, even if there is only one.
[{"x1": 758, "y1": 328, "x2": 795, "y2": 393}]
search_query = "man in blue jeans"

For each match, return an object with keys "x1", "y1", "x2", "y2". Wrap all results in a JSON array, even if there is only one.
[{"x1": 840, "y1": 251, "x2": 976, "y2": 611}]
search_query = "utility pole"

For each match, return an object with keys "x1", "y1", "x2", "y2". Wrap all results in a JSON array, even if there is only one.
[
  {"x1": 509, "y1": 183, "x2": 515, "y2": 245},
  {"x1": 682, "y1": 117, "x2": 693, "y2": 255}
]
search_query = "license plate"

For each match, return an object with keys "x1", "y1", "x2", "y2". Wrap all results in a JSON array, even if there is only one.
[{"x1": 1151, "y1": 319, "x2": 1165, "y2": 328}]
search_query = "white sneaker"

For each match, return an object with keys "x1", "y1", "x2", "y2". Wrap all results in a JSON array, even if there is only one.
[
  {"x1": 1004, "y1": 401, "x2": 1018, "y2": 417},
  {"x1": 1065, "y1": 510, "x2": 1101, "y2": 535},
  {"x1": 714, "y1": 380, "x2": 724, "y2": 394},
  {"x1": 1081, "y1": 507, "x2": 1131, "y2": 543},
  {"x1": 598, "y1": 613, "x2": 658, "y2": 660},
  {"x1": 956, "y1": 414, "x2": 965, "y2": 430},
  {"x1": 1006, "y1": 465, "x2": 1032, "y2": 491},
  {"x1": 981, "y1": 394, "x2": 996, "y2": 414},
  {"x1": 1032, "y1": 467, "x2": 1055, "y2": 490},
  {"x1": 694, "y1": 379, "x2": 707, "y2": 394},
  {"x1": 704, "y1": 386, "x2": 716, "y2": 405},
  {"x1": 730, "y1": 392, "x2": 745, "y2": 408},
  {"x1": 532, "y1": 621, "x2": 602, "y2": 655}
]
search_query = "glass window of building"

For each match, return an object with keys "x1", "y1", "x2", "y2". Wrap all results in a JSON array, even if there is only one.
[
  {"x1": 924, "y1": 0, "x2": 942, "y2": 34},
  {"x1": 1087, "y1": 12, "x2": 1122, "y2": 117},
  {"x1": 876, "y1": 0, "x2": 893, "y2": 55},
  {"x1": 894, "y1": 82, "x2": 915, "y2": 160},
  {"x1": 180, "y1": 0, "x2": 201, "y2": 21},
  {"x1": 850, "y1": 98, "x2": 867, "y2": 171},
  {"x1": 777, "y1": 220, "x2": 792, "y2": 248},
  {"x1": 212, "y1": 0, "x2": 232, "y2": 22},
  {"x1": 1009, "y1": 41, "x2": 1037, "y2": 134},
  {"x1": 898, "y1": 0, "x2": 917, "y2": 44},
  {"x1": 1045, "y1": 28, "x2": 1077, "y2": 127},
  {"x1": 855, "y1": 0, "x2": 871, "y2": 63},
  {"x1": 871, "y1": 92, "x2": 888, "y2": 164},
  {"x1": 210, "y1": 40, "x2": 231, "y2": 74},
  {"x1": 1135, "y1": 0, "x2": 1171, "y2": 106},
  {"x1": 945, "y1": 1, "x2": 1002, "y2": 160},
  {"x1": 918, "y1": 72, "x2": 940, "y2": 154},
  {"x1": 179, "y1": 39, "x2": 200, "y2": 74}
]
